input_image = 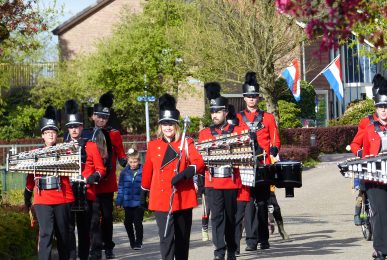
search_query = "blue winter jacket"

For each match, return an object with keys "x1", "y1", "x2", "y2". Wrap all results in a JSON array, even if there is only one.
[{"x1": 116, "y1": 164, "x2": 143, "y2": 208}]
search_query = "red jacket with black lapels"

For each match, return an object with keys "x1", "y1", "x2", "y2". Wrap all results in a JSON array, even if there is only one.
[
  {"x1": 350, "y1": 113, "x2": 378, "y2": 156},
  {"x1": 25, "y1": 145, "x2": 74, "y2": 205},
  {"x1": 198, "y1": 123, "x2": 243, "y2": 190},
  {"x1": 236, "y1": 109, "x2": 280, "y2": 164},
  {"x1": 141, "y1": 137, "x2": 205, "y2": 212},
  {"x1": 82, "y1": 141, "x2": 106, "y2": 201},
  {"x1": 96, "y1": 128, "x2": 126, "y2": 194}
]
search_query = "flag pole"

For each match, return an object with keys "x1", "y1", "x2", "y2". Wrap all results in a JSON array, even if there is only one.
[{"x1": 309, "y1": 55, "x2": 340, "y2": 84}]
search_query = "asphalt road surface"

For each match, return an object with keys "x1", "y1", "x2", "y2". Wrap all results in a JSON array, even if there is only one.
[{"x1": 107, "y1": 154, "x2": 373, "y2": 260}]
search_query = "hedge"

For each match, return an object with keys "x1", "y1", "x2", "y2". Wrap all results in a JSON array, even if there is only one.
[
  {"x1": 0, "y1": 205, "x2": 37, "y2": 259},
  {"x1": 280, "y1": 125, "x2": 358, "y2": 153}
]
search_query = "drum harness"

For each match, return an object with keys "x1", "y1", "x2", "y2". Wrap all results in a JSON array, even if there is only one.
[
  {"x1": 373, "y1": 121, "x2": 387, "y2": 153},
  {"x1": 209, "y1": 124, "x2": 235, "y2": 180},
  {"x1": 240, "y1": 110, "x2": 266, "y2": 162}
]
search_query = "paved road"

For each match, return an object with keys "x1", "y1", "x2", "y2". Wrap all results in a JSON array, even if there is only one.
[{"x1": 108, "y1": 154, "x2": 373, "y2": 259}]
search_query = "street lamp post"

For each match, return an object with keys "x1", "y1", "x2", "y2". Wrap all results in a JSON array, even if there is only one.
[{"x1": 137, "y1": 75, "x2": 155, "y2": 144}]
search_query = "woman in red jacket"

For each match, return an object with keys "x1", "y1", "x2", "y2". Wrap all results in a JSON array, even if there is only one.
[
  {"x1": 141, "y1": 94, "x2": 205, "y2": 260},
  {"x1": 362, "y1": 74, "x2": 387, "y2": 260}
]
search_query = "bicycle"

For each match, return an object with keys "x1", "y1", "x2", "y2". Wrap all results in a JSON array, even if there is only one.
[{"x1": 360, "y1": 193, "x2": 372, "y2": 241}]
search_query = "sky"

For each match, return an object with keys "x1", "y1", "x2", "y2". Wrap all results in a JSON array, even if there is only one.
[{"x1": 40, "y1": 0, "x2": 98, "y2": 61}]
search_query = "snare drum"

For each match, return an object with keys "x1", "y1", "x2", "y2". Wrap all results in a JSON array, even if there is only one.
[
  {"x1": 274, "y1": 161, "x2": 302, "y2": 188},
  {"x1": 255, "y1": 164, "x2": 276, "y2": 186},
  {"x1": 71, "y1": 181, "x2": 88, "y2": 212}
]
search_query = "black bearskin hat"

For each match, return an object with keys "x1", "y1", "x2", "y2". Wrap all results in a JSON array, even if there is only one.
[
  {"x1": 64, "y1": 99, "x2": 83, "y2": 127},
  {"x1": 40, "y1": 105, "x2": 59, "y2": 132},
  {"x1": 242, "y1": 71, "x2": 259, "y2": 96},
  {"x1": 226, "y1": 104, "x2": 239, "y2": 126},
  {"x1": 158, "y1": 93, "x2": 180, "y2": 123},
  {"x1": 93, "y1": 91, "x2": 114, "y2": 117},
  {"x1": 373, "y1": 74, "x2": 387, "y2": 105},
  {"x1": 204, "y1": 82, "x2": 228, "y2": 112}
]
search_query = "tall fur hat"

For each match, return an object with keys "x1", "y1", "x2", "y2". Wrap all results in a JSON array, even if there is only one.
[
  {"x1": 242, "y1": 71, "x2": 259, "y2": 96},
  {"x1": 64, "y1": 99, "x2": 83, "y2": 127},
  {"x1": 373, "y1": 74, "x2": 387, "y2": 105},
  {"x1": 158, "y1": 93, "x2": 180, "y2": 123},
  {"x1": 93, "y1": 91, "x2": 114, "y2": 117},
  {"x1": 204, "y1": 82, "x2": 228, "y2": 112},
  {"x1": 40, "y1": 105, "x2": 59, "y2": 132}
]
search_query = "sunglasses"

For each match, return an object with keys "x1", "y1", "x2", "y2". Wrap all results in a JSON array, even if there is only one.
[{"x1": 244, "y1": 94, "x2": 258, "y2": 99}]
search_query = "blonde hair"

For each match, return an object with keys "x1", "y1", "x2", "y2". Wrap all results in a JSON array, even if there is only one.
[
  {"x1": 127, "y1": 145, "x2": 140, "y2": 159},
  {"x1": 157, "y1": 123, "x2": 181, "y2": 141}
]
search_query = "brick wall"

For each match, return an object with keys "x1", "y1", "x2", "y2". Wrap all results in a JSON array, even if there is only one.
[
  {"x1": 176, "y1": 80, "x2": 205, "y2": 118},
  {"x1": 58, "y1": 0, "x2": 143, "y2": 60}
]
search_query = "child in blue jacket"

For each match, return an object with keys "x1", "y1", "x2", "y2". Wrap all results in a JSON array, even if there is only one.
[{"x1": 116, "y1": 147, "x2": 144, "y2": 250}]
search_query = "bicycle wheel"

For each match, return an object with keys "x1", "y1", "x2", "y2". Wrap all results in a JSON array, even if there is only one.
[{"x1": 361, "y1": 222, "x2": 372, "y2": 241}]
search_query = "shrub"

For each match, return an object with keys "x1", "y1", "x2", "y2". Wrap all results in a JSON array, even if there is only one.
[
  {"x1": 278, "y1": 100, "x2": 303, "y2": 128},
  {"x1": 0, "y1": 205, "x2": 37, "y2": 259},
  {"x1": 280, "y1": 145, "x2": 319, "y2": 161},
  {"x1": 281, "y1": 125, "x2": 358, "y2": 153},
  {"x1": 329, "y1": 99, "x2": 374, "y2": 126}
]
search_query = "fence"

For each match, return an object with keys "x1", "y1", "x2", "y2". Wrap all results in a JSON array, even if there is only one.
[{"x1": 0, "y1": 141, "x2": 147, "y2": 194}]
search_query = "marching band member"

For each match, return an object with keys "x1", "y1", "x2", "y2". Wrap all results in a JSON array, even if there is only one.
[
  {"x1": 236, "y1": 72, "x2": 281, "y2": 251},
  {"x1": 350, "y1": 75, "x2": 380, "y2": 226},
  {"x1": 198, "y1": 83, "x2": 242, "y2": 260},
  {"x1": 23, "y1": 106, "x2": 74, "y2": 260},
  {"x1": 362, "y1": 74, "x2": 387, "y2": 260},
  {"x1": 141, "y1": 94, "x2": 205, "y2": 260},
  {"x1": 63, "y1": 100, "x2": 106, "y2": 260},
  {"x1": 89, "y1": 92, "x2": 127, "y2": 260}
]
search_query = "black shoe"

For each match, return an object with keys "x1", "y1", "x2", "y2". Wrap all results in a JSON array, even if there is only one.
[
  {"x1": 133, "y1": 243, "x2": 142, "y2": 250},
  {"x1": 227, "y1": 253, "x2": 236, "y2": 260},
  {"x1": 214, "y1": 256, "x2": 225, "y2": 260},
  {"x1": 245, "y1": 245, "x2": 257, "y2": 251},
  {"x1": 105, "y1": 249, "x2": 115, "y2": 259},
  {"x1": 235, "y1": 250, "x2": 240, "y2": 256},
  {"x1": 260, "y1": 242, "x2": 270, "y2": 250}
]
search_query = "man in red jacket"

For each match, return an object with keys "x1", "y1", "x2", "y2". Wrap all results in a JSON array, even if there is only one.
[
  {"x1": 24, "y1": 106, "x2": 74, "y2": 260},
  {"x1": 350, "y1": 75, "x2": 383, "y2": 226},
  {"x1": 63, "y1": 100, "x2": 106, "y2": 260},
  {"x1": 236, "y1": 72, "x2": 281, "y2": 251},
  {"x1": 198, "y1": 82, "x2": 242, "y2": 260},
  {"x1": 360, "y1": 74, "x2": 387, "y2": 260},
  {"x1": 89, "y1": 92, "x2": 127, "y2": 260}
]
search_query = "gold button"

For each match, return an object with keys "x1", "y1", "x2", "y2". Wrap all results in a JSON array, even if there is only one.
[{"x1": 161, "y1": 189, "x2": 164, "y2": 192}]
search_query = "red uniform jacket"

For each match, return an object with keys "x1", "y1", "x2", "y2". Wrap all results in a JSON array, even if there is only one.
[
  {"x1": 350, "y1": 113, "x2": 378, "y2": 156},
  {"x1": 82, "y1": 141, "x2": 106, "y2": 201},
  {"x1": 96, "y1": 128, "x2": 126, "y2": 194},
  {"x1": 198, "y1": 124, "x2": 243, "y2": 190},
  {"x1": 25, "y1": 146, "x2": 74, "y2": 205},
  {"x1": 237, "y1": 185, "x2": 251, "y2": 202},
  {"x1": 362, "y1": 122, "x2": 387, "y2": 157},
  {"x1": 236, "y1": 109, "x2": 280, "y2": 164},
  {"x1": 142, "y1": 137, "x2": 205, "y2": 212}
]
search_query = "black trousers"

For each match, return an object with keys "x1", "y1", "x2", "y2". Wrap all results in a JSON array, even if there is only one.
[
  {"x1": 211, "y1": 188, "x2": 238, "y2": 258},
  {"x1": 202, "y1": 187, "x2": 212, "y2": 231},
  {"x1": 235, "y1": 201, "x2": 247, "y2": 252},
  {"x1": 124, "y1": 206, "x2": 144, "y2": 247},
  {"x1": 34, "y1": 203, "x2": 71, "y2": 260},
  {"x1": 69, "y1": 200, "x2": 93, "y2": 259},
  {"x1": 366, "y1": 183, "x2": 387, "y2": 254},
  {"x1": 154, "y1": 208, "x2": 193, "y2": 260},
  {"x1": 252, "y1": 184, "x2": 271, "y2": 244},
  {"x1": 244, "y1": 196, "x2": 258, "y2": 248},
  {"x1": 267, "y1": 191, "x2": 283, "y2": 223},
  {"x1": 90, "y1": 192, "x2": 114, "y2": 252}
]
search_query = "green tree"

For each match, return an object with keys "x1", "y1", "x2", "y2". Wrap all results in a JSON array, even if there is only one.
[{"x1": 174, "y1": 0, "x2": 304, "y2": 122}]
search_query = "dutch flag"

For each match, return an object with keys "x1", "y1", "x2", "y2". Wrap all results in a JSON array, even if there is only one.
[
  {"x1": 322, "y1": 56, "x2": 343, "y2": 101},
  {"x1": 281, "y1": 59, "x2": 301, "y2": 102}
]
